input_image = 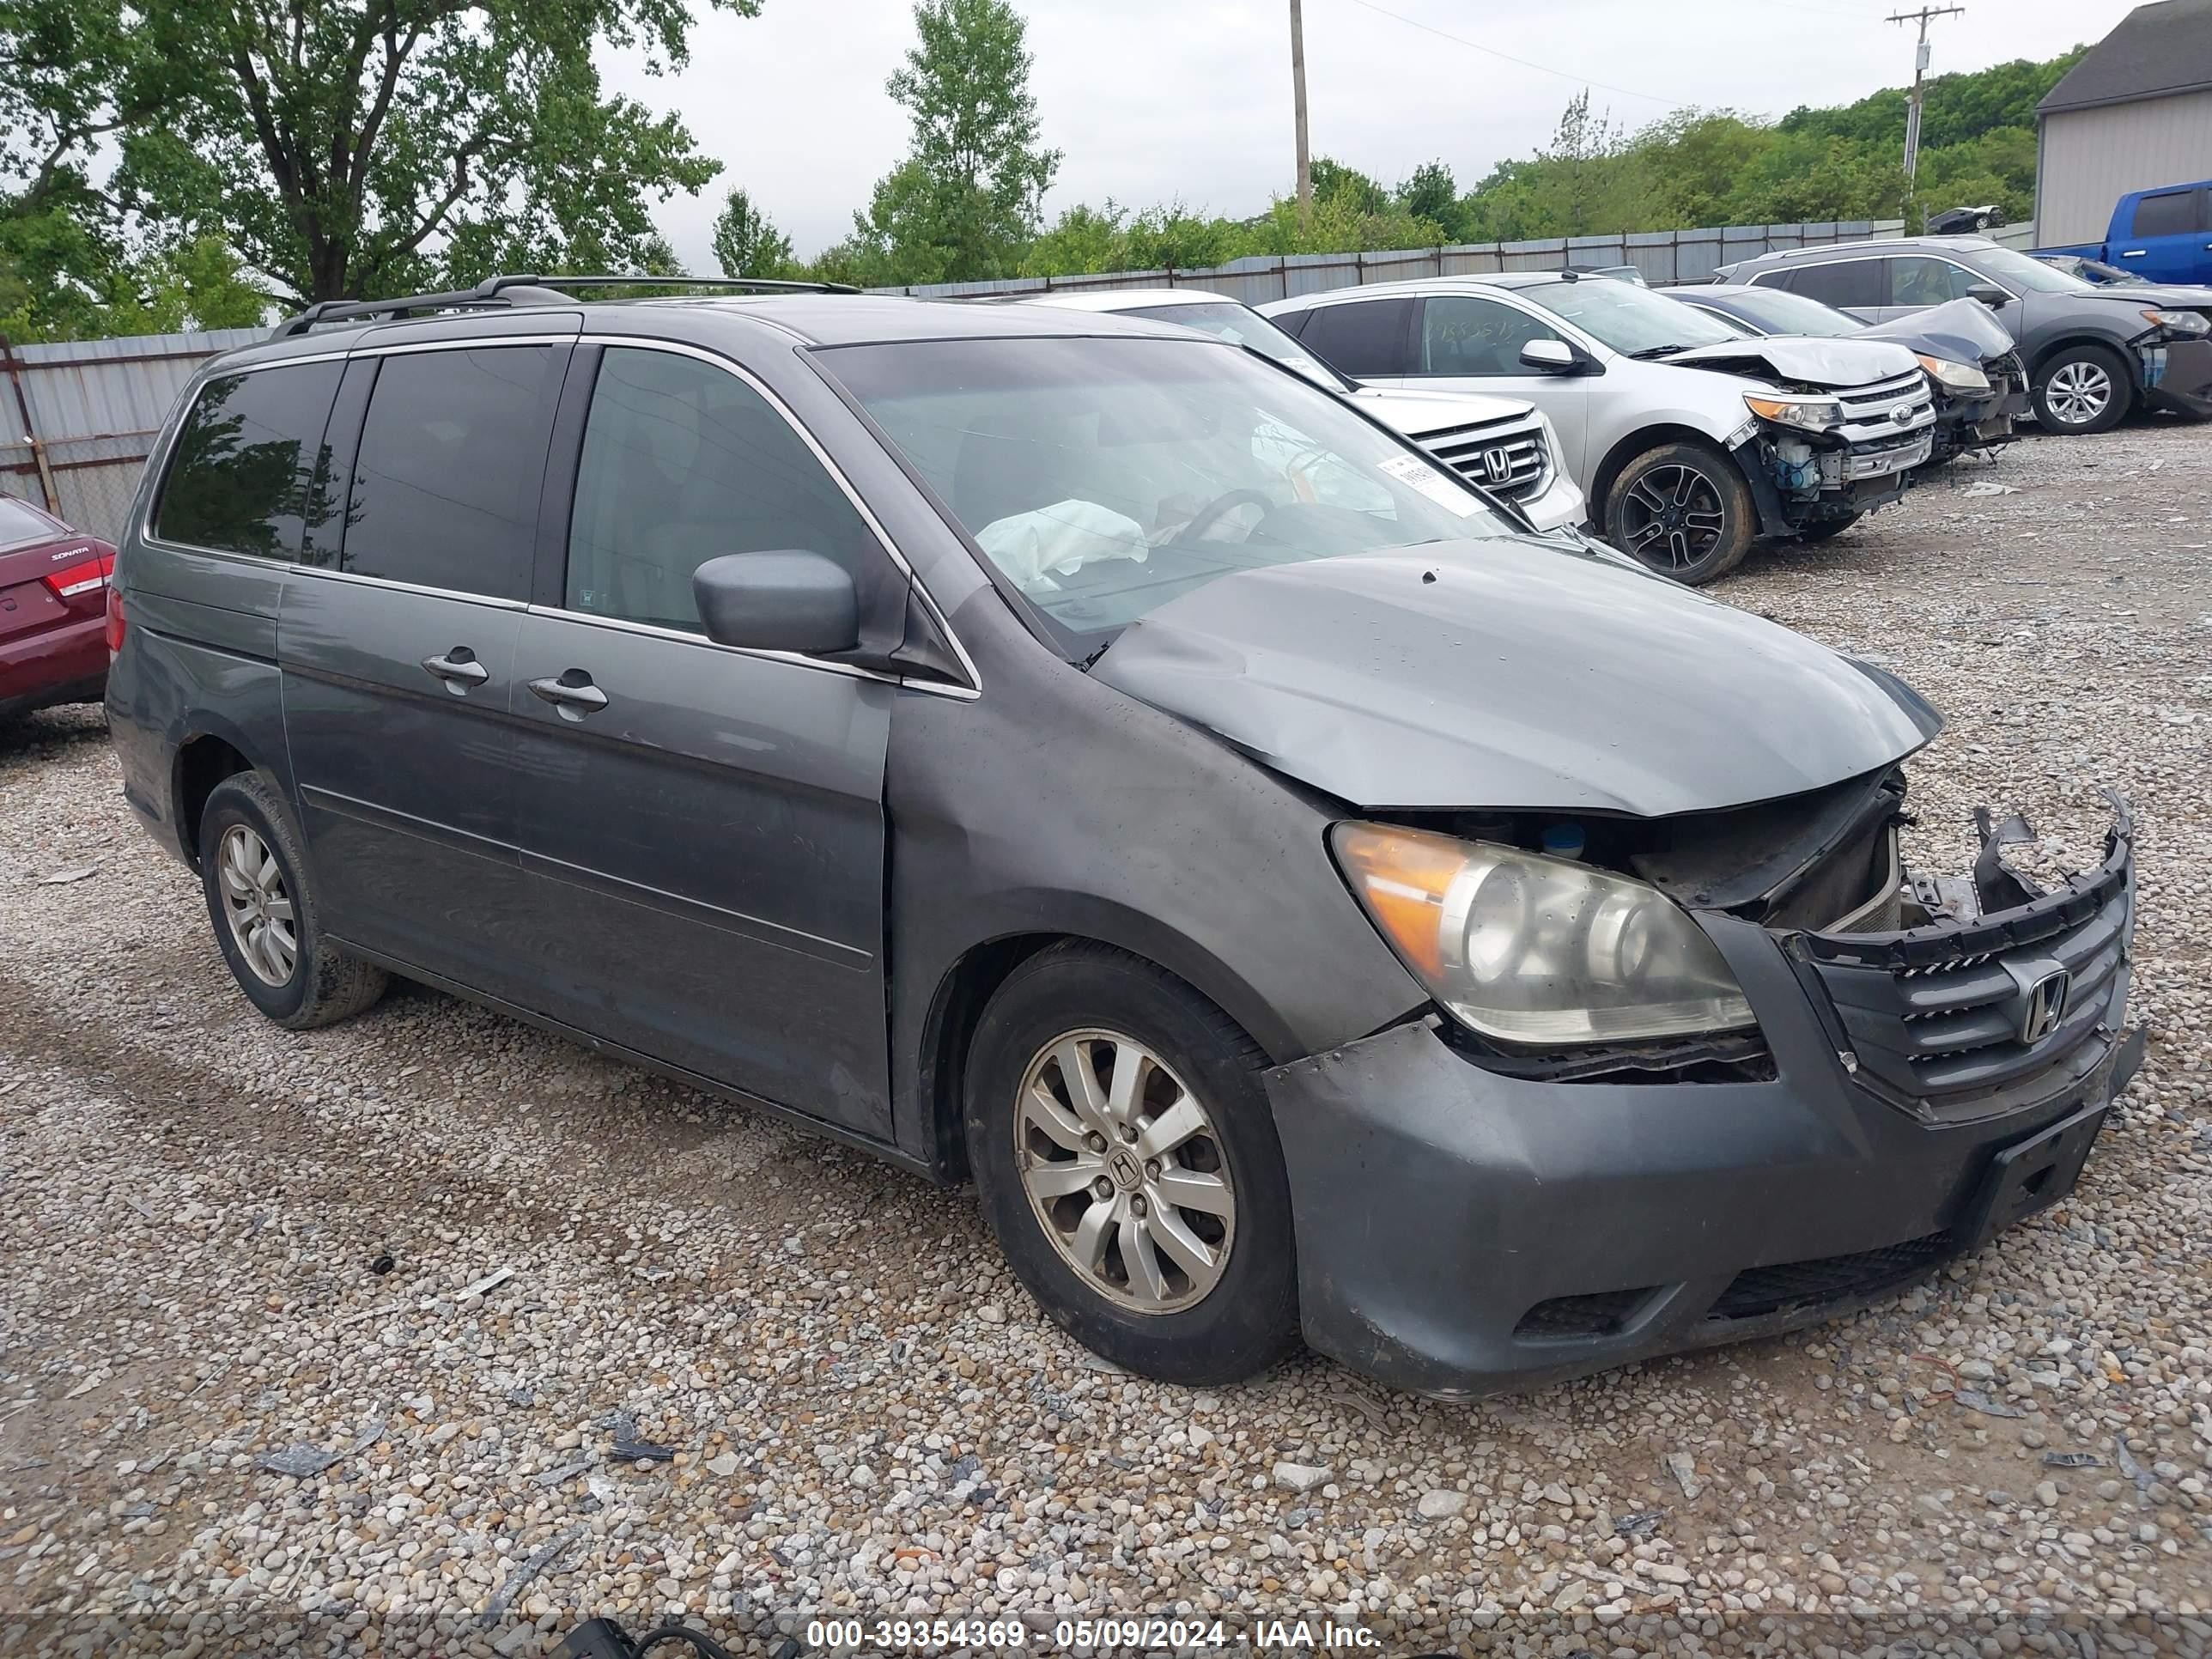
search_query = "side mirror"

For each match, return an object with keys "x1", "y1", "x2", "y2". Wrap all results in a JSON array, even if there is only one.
[
  {"x1": 1519, "y1": 337, "x2": 1577, "y2": 373},
  {"x1": 692, "y1": 550, "x2": 859, "y2": 654},
  {"x1": 1966, "y1": 283, "x2": 2009, "y2": 310}
]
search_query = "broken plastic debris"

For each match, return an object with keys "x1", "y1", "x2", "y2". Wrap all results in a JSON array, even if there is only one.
[
  {"x1": 255, "y1": 1417, "x2": 386, "y2": 1479},
  {"x1": 1954, "y1": 1389, "x2": 2022, "y2": 1419},
  {"x1": 2116, "y1": 1433, "x2": 2158, "y2": 1504},
  {"x1": 1664, "y1": 1452, "x2": 1700, "y2": 1500},
  {"x1": 454, "y1": 1267, "x2": 514, "y2": 1304},
  {"x1": 1961, "y1": 482, "x2": 2016, "y2": 496},
  {"x1": 2043, "y1": 1451, "x2": 2103, "y2": 1468},
  {"x1": 477, "y1": 1522, "x2": 584, "y2": 1628},
  {"x1": 37, "y1": 866, "x2": 97, "y2": 885},
  {"x1": 1613, "y1": 1506, "x2": 1666, "y2": 1537}
]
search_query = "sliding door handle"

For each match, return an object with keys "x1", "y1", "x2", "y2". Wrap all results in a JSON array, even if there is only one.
[{"x1": 422, "y1": 648, "x2": 489, "y2": 690}]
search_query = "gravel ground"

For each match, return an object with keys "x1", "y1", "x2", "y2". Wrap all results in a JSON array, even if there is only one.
[{"x1": 3, "y1": 422, "x2": 2210, "y2": 1659}]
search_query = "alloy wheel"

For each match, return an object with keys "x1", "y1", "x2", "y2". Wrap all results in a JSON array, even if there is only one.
[
  {"x1": 1013, "y1": 1030, "x2": 1236, "y2": 1315},
  {"x1": 216, "y1": 823, "x2": 298, "y2": 987},
  {"x1": 2045, "y1": 360, "x2": 2112, "y2": 427},
  {"x1": 1616, "y1": 462, "x2": 1728, "y2": 571}
]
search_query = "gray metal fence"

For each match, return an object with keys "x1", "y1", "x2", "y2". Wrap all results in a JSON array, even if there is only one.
[
  {"x1": 876, "y1": 220, "x2": 1906, "y2": 302},
  {"x1": 0, "y1": 327, "x2": 271, "y2": 542},
  {"x1": 0, "y1": 218, "x2": 1904, "y2": 541}
]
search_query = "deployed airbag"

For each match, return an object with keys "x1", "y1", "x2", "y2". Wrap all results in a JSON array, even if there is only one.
[{"x1": 976, "y1": 499, "x2": 1148, "y2": 594}]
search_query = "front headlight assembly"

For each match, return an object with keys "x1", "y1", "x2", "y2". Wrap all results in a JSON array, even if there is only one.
[
  {"x1": 1743, "y1": 391, "x2": 1845, "y2": 432},
  {"x1": 1331, "y1": 822, "x2": 1757, "y2": 1047},
  {"x1": 1915, "y1": 352, "x2": 1990, "y2": 393},
  {"x1": 2141, "y1": 307, "x2": 2211, "y2": 337}
]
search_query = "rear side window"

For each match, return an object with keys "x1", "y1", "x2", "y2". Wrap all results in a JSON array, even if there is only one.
[
  {"x1": 0, "y1": 496, "x2": 58, "y2": 550},
  {"x1": 341, "y1": 345, "x2": 562, "y2": 600},
  {"x1": 1783, "y1": 259, "x2": 1882, "y2": 310},
  {"x1": 1296, "y1": 298, "x2": 1414, "y2": 376},
  {"x1": 564, "y1": 347, "x2": 884, "y2": 634},
  {"x1": 154, "y1": 363, "x2": 343, "y2": 559},
  {"x1": 2131, "y1": 189, "x2": 2206, "y2": 237}
]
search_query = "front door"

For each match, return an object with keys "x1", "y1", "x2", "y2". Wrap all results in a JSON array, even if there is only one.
[
  {"x1": 282, "y1": 341, "x2": 571, "y2": 999},
  {"x1": 1387, "y1": 293, "x2": 1593, "y2": 477},
  {"x1": 2120, "y1": 187, "x2": 2210, "y2": 286},
  {"x1": 504, "y1": 343, "x2": 897, "y2": 1137}
]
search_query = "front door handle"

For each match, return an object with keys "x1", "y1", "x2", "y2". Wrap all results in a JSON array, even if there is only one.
[
  {"x1": 422, "y1": 647, "x2": 489, "y2": 691},
  {"x1": 527, "y1": 670, "x2": 610, "y2": 720}
]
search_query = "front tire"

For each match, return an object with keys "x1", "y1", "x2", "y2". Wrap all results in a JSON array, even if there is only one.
[
  {"x1": 1603, "y1": 440, "x2": 1756, "y2": 584},
  {"x1": 2033, "y1": 343, "x2": 2131, "y2": 434},
  {"x1": 198, "y1": 772, "x2": 387, "y2": 1030},
  {"x1": 965, "y1": 943, "x2": 1299, "y2": 1386}
]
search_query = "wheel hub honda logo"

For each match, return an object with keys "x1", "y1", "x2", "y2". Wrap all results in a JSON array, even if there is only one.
[
  {"x1": 1481, "y1": 447, "x2": 1513, "y2": 484},
  {"x1": 1107, "y1": 1148, "x2": 1144, "y2": 1190},
  {"x1": 2019, "y1": 969, "x2": 2069, "y2": 1044}
]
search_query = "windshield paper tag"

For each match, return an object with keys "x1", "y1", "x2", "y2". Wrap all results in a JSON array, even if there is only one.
[{"x1": 1377, "y1": 453, "x2": 1483, "y2": 517}]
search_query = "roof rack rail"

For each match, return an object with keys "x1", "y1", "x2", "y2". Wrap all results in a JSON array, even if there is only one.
[{"x1": 271, "y1": 272, "x2": 860, "y2": 338}]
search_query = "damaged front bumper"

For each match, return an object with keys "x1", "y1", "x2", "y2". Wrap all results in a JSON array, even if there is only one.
[
  {"x1": 1735, "y1": 417, "x2": 1934, "y2": 535},
  {"x1": 1266, "y1": 797, "x2": 2139, "y2": 1398},
  {"x1": 2141, "y1": 336, "x2": 2212, "y2": 418}
]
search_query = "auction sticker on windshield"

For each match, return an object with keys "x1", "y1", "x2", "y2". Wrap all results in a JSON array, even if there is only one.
[{"x1": 1376, "y1": 453, "x2": 1484, "y2": 516}]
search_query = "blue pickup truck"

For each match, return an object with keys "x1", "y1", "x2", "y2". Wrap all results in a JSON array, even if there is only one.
[{"x1": 2036, "y1": 181, "x2": 2212, "y2": 288}]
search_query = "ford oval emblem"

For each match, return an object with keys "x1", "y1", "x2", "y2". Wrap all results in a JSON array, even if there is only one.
[{"x1": 1890, "y1": 401, "x2": 1916, "y2": 425}]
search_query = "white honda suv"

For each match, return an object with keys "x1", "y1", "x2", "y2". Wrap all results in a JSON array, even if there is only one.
[
  {"x1": 1025, "y1": 288, "x2": 1587, "y2": 535},
  {"x1": 1263, "y1": 273, "x2": 1936, "y2": 583}
]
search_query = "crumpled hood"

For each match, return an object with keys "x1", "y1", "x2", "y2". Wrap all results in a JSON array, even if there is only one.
[
  {"x1": 1665, "y1": 332, "x2": 1923, "y2": 387},
  {"x1": 1856, "y1": 297, "x2": 2017, "y2": 364},
  {"x1": 1091, "y1": 538, "x2": 1942, "y2": 816},
  {"x1": 1351, "y1": 383, "x2": 1536, "y2": 435},
  {"x1": 2077, "y1": 282, "x2": 2212, "y2": 311}
]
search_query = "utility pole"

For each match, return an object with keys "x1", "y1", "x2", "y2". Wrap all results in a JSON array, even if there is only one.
[
  {"x1": 1887, "y1": 5, "x2": 1964, "y2": 185},
  {"x1": 1290, "y1": 0, "x2": 1312, "y2": 228}
]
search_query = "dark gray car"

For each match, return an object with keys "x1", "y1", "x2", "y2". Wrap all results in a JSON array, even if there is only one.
[
  {"x1": 1714, "y1": 234, "x2": 2212, "y2": 434},
  {"x1": 107, "y1": 276, "x2": 2140, "y2": 1397}
]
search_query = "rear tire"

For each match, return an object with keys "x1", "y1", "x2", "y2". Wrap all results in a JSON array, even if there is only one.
[
  {"x1": 964, "y1": 942, "x2": 1299, "y2": 1386},
  {"x1": 1603, "y1": 440, "x2": 1756, "y2": 584},
  {"x1": 2032, "y1": 343, "x2": 2131, "y2": 434},
  {"x1": 198, "y1": 772, "x2": 387, "y2": 1030}
]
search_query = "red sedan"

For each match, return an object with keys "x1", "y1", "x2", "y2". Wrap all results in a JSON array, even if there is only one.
[{"x1": 0, "y1": 496, "x2": 115, "y2": 725}]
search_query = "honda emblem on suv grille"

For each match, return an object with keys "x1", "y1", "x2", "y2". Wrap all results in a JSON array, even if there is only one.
[
  {"x1": 1482, "y1": 447, "x2": 1513, "y2": 484},
  {"x1": 2019, "y1": 969, "x2": 2070, "y2": 1044}
]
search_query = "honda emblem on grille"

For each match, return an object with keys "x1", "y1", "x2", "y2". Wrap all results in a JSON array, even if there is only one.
[
  {"x1": 1482, "y1": 447, "x2": 1512, "y2": 484},
  {"x1": 2019, "y1": 969, "x2": 2070, "y2": 1044}
]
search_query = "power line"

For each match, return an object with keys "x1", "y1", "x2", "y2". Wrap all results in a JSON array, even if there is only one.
[{"x1": 1331, "y1": 0, "x2": 1678, "y2": 106}]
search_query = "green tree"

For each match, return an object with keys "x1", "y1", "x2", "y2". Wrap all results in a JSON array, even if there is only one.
[
  {"x1": 710, "y1": 187, "x2": 795, "y2": 278},
  {"x1": 1394, "y1": 161, "x2": 1458, "y2": 233},
  {"x1": 856, "y1": 0, "x2": 1060, "y2": 284},
  {"x1": 106, "y1": 0, "x2": 755, "y2": 306}
]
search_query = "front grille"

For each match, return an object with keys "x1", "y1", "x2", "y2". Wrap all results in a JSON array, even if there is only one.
[
  {"x1": 1708, "y1": 1231, "x2": 1952, "y2": 1322},
  {"x1": 1836, "y1": 369, "x2": 1934, "y2": 426},
  {"x1": 1801, "y1": 816, "x2": 2133, "y2": 1111},
  {"x1": 1514, "y1": 1286, "x2": 1654, "y2": 1340},
  {"x1": 1421, "y1": 421, "x2": 1549, "y2": 499}
]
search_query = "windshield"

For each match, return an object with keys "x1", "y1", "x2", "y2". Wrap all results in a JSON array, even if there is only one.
[
  {"x1": 1710, "y1": 287, "x2": 1862, "y2": 338},
  {"x1": 1516, "y1": 278, "x2": 1743, "y2": 355},
  {"x1": 1124, "y1": 301, "x2": 1344, "y2": 386},
  {"x1": 820, "y1": 335, "x2": 1517, "y2": 655},
  {"x1": 0, "y1": 496, "x2": 58, "y2": 550},
  {"x1": 1974, "y1": 246, "x2": 2094, "y2": 294}
]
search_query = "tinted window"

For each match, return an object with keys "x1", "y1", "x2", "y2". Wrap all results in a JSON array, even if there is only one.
[
  {"x1": 1419, "y1": 295, "x2": 1556, "y2": 374},
  {"x1": 565, "y1": 347, "x2": 884, "y2": 634},
  {"x1": 342, "y1": 345, "x2": 561, "y2": 599},
  {"x1": 1709, "y1": 287, "x2": 1860, "y2": 337},
  {"x1": 2132, "y1": 189, "x2": 2206, "y2": 237},
  {"x1": 155, "y1": 364, "x2": 343, "y2": 559},
  {"x1": 1783, "y1": 259, "x2": 1882, "y2": 310},
  {"x1": 1888, "y1": 256, "x2": 1978, "y2": 307},
  {"x1": 0, "y1": 496, "x2": 58, "y2": 550},
  {"x1": 1296, "y1": 298, "x2": 1414, "y2": 376}
]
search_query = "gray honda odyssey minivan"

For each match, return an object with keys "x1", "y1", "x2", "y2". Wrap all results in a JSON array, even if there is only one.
[{"x1": 108, "y1": 276, "x2": 2138, "y2": 1397}]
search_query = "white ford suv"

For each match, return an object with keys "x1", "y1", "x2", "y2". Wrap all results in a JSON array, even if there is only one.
[
  {"x1": 1025, "y1": 288, "x2": 1587, "y2": 535},
  {"x1": 1264, "y1": 273, "x2": 1937, "y2": 583}
]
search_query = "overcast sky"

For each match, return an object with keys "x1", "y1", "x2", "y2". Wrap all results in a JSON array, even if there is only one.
[{"x1": 599, "y1": 0, "x2": 2142, "y2": 270}]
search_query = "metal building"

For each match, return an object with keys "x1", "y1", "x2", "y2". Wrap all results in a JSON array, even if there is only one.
[{"x1": 2034, "y1": 0, "x2": 2212, "y2": 246}]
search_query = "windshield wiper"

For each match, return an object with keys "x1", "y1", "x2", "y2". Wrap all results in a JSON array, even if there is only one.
[{"x1": 1627, "y1": 343, "x2": 1692, "y2": 360}]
